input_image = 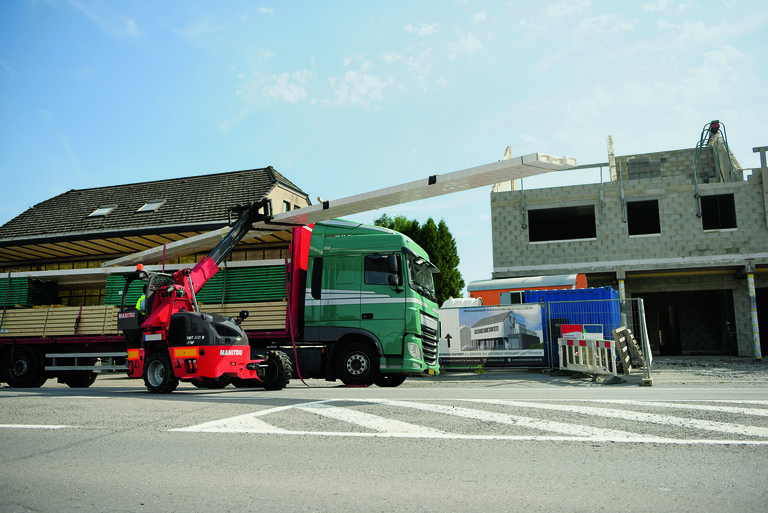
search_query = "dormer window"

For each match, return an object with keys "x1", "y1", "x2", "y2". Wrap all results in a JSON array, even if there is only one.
[
  {"x1": 136, "y1": 200, "x2": 166, "y2": 213},
  {"x1": 88, "y1": 205, "x2": 117, "y2": 217}
]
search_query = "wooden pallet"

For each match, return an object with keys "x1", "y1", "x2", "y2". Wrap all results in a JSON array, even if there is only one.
[{"x1": 612, "y1": 326, "x2": 645, "y2": 374}]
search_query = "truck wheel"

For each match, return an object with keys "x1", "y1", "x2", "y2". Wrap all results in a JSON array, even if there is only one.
[
  {"x1": 63, "y1": 371, "x2": 98, "y2": 388},
  {"x1": 143, "y1": 352, "x2": 179, "y2": 393},
  {"x1": 336, "y1": 341, "x2": 380, "y2": 387},
  {"x1": 375, "y1": 374, "x2": 406, "y2": 387},
  {"x1": 262, "y1": 350, "x2": 292, "y2": 391},
  {"x1": 2, "y1": 346, "x2": 47, "y2": 388}
]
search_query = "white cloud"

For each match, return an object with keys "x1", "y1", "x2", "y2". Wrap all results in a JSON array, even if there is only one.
[
  {"x1": 263, "y1": 70, "x2": 316, "y2": 104},
  {"x1": 545, "y1": 0, "x2": 590, "y2": 19},
  {"x1": 404, "y1": 22, "x2": 438, "y2": 37},
  {"x1": 447, "y1": 32, "x2": 482, "y2": 59},
  {"x1": 657, "y1": 20, "x2": 724, "y2": 47},
  {"x1": 258, "y1": 6, "x2": 274, "y2": 15},
  {"x1": 406, "y1": 47, "x2": 434, "y2": 93},
  {"x1": 473, "y1": 11, "x2": 487, "y2": 22},
  {"x1": 65, "y1": 0, "x2": 143, "y2": 38},
  {"x1": 576, "y1": 14, "x2": 637, "y2": 35},
  {"x1": 643, "y1": 0, "x2": 673, "y2": 11},
  {"x1": 328, "y1": 63, "x2": 394, "y2": 107},
  {"x1": 382, "y1": 51, "x2": 404, "y2": 64},
  {"x1": 236, "y1": 69, "x2": 317, "y2": 105}
]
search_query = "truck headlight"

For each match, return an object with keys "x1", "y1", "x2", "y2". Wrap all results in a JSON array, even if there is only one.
[{"x1": 407, "y1": 342, "x2": 422, "y2": 360}]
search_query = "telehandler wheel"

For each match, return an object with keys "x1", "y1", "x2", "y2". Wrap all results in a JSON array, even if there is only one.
[
  {"x1": 2, "y1": 346, "x2": 47, "y2": 388},
  {"x1": 336, "y1": 341, "x2": 380, "y2": 387},
  {"x1": 375, "y1": 374, "x2": 407, "y2": 387},
  {"x1": 143, "y1": 352, "x2": 179, "y2": 393},
  {"x1": 262, "y1": 350, "x2": 292, "y2": 391}
]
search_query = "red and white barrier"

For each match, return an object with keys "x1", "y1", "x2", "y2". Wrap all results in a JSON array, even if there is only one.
[{"x1": 557, "y1": 337, "x2": 617, "y2": 377}]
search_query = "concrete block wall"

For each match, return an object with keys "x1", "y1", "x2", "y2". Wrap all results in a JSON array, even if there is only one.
[{"x1": 492, "y1": 148, "x2": 768, "y2": 276}]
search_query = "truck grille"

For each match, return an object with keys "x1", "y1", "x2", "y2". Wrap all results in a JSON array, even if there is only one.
[{"x1": 420, "y1": 312, "x2": 439, "y2": 365}]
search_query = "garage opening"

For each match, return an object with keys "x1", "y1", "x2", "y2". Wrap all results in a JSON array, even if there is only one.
[{"x1": 634, "y1": 290, "x2": 735, "y2": 355}]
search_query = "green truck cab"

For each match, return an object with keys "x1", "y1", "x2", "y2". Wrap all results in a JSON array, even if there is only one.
[{"x1": 295, "y1": 219, "x2": 440, "y2": 386}]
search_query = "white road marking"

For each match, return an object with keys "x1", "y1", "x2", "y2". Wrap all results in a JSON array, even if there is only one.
[
  {"x1": 170, "y1": 398, "x2": 768, "y2": 444},
  {"x1": 295, "y1": 401, "x2": 446, "y2": 435},
  {"x1": 467, "y1": 400, "x2": 768, "y2": 438},
  {"x1": 0, "y1": 424, "x2": 74, "y2": 429},
  {"x1": 595, "y1": 399, "x2": 768, "y2": 417}
]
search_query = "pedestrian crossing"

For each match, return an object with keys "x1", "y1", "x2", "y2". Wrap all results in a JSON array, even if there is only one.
[{"x1": 170, "y1": 398, "x2": 768, "y2": 445}]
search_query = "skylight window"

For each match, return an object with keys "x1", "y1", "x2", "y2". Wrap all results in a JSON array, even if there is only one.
[
  {"x1": 136, "y1": 200, "x2": 166, "y2": 213},
  {"x1": 88, "y1": 205, "x2": 117, "y2": 218}
]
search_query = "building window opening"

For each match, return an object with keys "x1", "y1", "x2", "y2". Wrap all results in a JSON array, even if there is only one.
[
  {"x1": 627, "y1": 199, "x2": 661, "y2": 236},
  {"x1": 528, "y1": 205, "x2": 596, "y2": 242},
  {"x1": 701, "y1": 194, "x2": 737, "y2": 230}
]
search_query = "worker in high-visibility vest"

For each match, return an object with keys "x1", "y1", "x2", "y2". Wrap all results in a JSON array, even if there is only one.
[{"x1": 136, "y1": 284, "x2": 148, "y2": 313}]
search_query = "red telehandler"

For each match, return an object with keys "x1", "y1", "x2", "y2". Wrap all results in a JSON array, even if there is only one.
[{"x1": 117, "y1": 199, "x2": 293, "y2": 393}]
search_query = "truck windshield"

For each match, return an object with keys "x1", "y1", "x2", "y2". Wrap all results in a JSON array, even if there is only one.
[{"x1": 406, "y1": 254, "x2": 438, "y2": 303}]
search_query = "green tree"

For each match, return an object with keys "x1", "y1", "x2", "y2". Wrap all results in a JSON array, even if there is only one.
[{"x1": 374, "y1": 214, "x2": 465, "y2": 306}]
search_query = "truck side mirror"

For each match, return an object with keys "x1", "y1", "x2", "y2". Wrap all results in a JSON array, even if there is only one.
[
  {"x1": 387, "y1": 253, "x2": 399, "y2": 274},
  {"x1": 388, "y1": 274, "x2": 402, "y2": 287}
]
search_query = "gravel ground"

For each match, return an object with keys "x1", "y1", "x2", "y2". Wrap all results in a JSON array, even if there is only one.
[{"x1": 647, "y1": 355, "x2": 768, "y2": 384}]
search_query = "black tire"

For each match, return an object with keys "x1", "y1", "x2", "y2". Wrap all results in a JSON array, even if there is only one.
[
  {"x1": 262, "y1": 350, "x2": 292, "y2": 391},
  {"x1": 63, "y1": 371, "x2": 98, "y2": 388},
  {"x1": 143, "y1": 352, "x2": 179, "y2": 394},
  {"x1": 375, "y1": 374, "x2": 407, "y2": 387},
  {"x1": 190, "y1": 376, "x2": 231, "y2": 389},
  {"x1": 336, "y1": 341, "x2": 380, "y2": 387},
  {"x1": 2, "y1": 346, "x2": 47, "y2": 388}
]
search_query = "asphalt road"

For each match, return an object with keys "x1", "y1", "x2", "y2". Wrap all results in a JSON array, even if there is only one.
[{"x1": 2, "y1": 369, "x2": 767, "y2": 513}]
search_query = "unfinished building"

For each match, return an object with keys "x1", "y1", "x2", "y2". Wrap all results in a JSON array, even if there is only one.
[{"x1": 490, "y1": 122, "x2": 767, "y2": 357}]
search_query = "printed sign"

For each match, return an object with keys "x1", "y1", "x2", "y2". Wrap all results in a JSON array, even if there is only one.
[{"x1": 439, "y1": 304, "x2": 545, "y2": 368}]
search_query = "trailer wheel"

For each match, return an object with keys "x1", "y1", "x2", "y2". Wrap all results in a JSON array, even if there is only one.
[
  {"x1": 2, "y1": 346, "x2": 47, "y2": 388},
  {"x1": 375, "y1": 374, "x2": 407, "y2": 387},
  {"x1": 336, "y1": 341, "x2": 380, "y2": 387},
  {"x1": 262, "y1": 350, "x2": 292, "y2": 391},
  {"x1": 63, "y1": 371, "x2": 98, "y2": 388},
  {"x1": 143, "y1": 352, "x2": 179, "y2": 393}
]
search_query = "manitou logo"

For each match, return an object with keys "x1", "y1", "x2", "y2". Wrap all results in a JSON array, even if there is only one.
[{"x1": 219, "y1": 349, "x2": 243, "y2": 356}]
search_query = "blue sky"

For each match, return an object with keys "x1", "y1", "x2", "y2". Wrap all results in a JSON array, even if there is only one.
[{"x1": 1, "y1": 0, "x2": 766, "y2": 292}]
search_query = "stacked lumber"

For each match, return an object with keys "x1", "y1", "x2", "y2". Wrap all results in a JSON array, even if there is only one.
[
  {"x1": 0, "y1": 305, "x2": 120, "y2": 338},
  {"x1": 199, "y1": 301, "x2": 286, "y2": 331},
  {"x1": 0, "y1": 301, "x2": 286, "y2": 338}
]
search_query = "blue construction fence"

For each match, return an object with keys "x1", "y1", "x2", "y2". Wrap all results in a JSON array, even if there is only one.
[{"x1": 526, "y1": 287, "x2": 623, "y2": 367}]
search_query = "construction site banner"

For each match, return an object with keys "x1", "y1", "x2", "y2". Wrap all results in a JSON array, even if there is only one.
[{"x1": 438, "y1": 304, "x2": 545, "y2": 369}]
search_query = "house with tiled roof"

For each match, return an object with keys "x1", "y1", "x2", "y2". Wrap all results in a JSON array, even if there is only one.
[{"x1": 0, "y1": 167, "x2": 311, "y2": 307}]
